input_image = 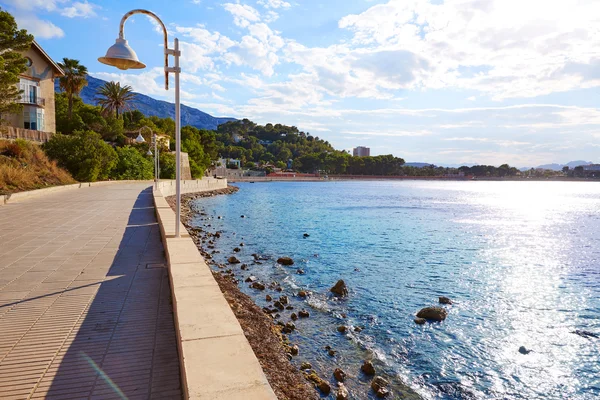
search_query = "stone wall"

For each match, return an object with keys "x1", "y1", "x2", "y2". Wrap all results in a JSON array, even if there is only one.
[{"x1": 0, "y1": 127, "x2": 53, "y2": 143}]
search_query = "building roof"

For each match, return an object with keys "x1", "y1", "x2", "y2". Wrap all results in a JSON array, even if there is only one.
[{"x1": 31, "y1": 41, "x2": 65, "y2": 77}]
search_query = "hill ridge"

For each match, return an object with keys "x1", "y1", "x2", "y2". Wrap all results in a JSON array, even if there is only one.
[{"x1": 55, "y1": 75, "x2": 237, "y2": 130}]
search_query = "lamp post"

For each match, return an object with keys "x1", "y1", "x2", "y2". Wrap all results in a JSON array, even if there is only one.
[
  {"x1": 99, "y1": 9, "x2": 182, "y2": 238},
  {"x1": 140, "y1": 126, "x2": 159, "y2": 189}
]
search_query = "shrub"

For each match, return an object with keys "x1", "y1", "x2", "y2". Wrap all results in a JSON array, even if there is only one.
[
  {"x1": 43, "y1": 131, "x2": 117, "y2": 182},
  {"x1": 111, "y1": 146, "x2": 154, "y2": 180},
  {"x1": 0, "y1": 139, "x2": 74, "y2": 194},
  {"x1": 159, "y1": 151, "x2": 176, "y2": 179}
]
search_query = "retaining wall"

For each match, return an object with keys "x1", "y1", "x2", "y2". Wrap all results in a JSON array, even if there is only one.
[{"x1": 153, "y1": 179, "x2": 277, "y2": 400}]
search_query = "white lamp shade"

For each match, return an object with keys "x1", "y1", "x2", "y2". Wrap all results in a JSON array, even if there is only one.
[
  {"x1": 135, "y1": 133, "x2": 146, "y2": 143},
  {"x1": 98, "y1": 38, "x2": 146, "y2": 70}
]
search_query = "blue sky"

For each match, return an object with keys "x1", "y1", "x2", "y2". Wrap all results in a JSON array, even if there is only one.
[{"x1": 3, "y1": 0, "x2": 600, "y2": 167}]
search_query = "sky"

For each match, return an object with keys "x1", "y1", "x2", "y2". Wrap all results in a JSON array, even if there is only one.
[{"x1": 3, "y1": 0, "x2": 600, "y2": 167}]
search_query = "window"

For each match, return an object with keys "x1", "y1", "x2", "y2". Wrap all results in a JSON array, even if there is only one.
[
  {"x1": 23, "y1": 109, "x2": 44, "y2": 131},
  {"x1": 19, "y1": 78, "x2": 39, "y2": 104}
]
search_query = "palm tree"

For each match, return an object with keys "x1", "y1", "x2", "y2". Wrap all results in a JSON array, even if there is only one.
[
  {"x1": 95, "y1": 81, "x2": 136, "y2": 118},
  {"x1": 58, "y1": 58, "x2": 88, "y2": 121}
]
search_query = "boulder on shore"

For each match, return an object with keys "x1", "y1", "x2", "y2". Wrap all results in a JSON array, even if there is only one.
[
  {"x1": 330, "y1": 280, "x2": 349, "y2": 297},
  {"x1": 289, "y1": 344, "x2": 299, "y2": 356},
  {"x1": 277, "y1": 257, "x2": 295, "y2": 266},
  {"x1": 336, "y1": 383, "x2": 349, "y2": 400},
  {"x1": 439, "y1": 296, "x2": 453, "y2": 305},
  {"x1": 416, "y1": 306, "x2": 448, "y2": 321},
  {"x1": 361, "y1": 360, "x2": 376, "y2": 375},
  {"x1": 371, "y1": 376, "x2": 390, "y2": 398}
]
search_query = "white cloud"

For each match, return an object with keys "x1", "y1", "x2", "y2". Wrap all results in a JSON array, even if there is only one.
[
  {"x1": 3, "y1": 0, "x2": 67, "y2": 11},
  {"x1": 61, "y1": 1, "x2": 97, "y2": 18},
  {"x1": 257, "y1": 0, "x2": 291, "y2": 9},
  {"x1": 337, "y1": 0, "x2": 600, "y2": 100},
  {"x1": 343, "y1": 130, "x2": 431, "y2": 137},
  {"x1": 223, "y1": 3, "x2": 261, "y2": 28},
  {"x1": 14, "y1": 15, "x2": 64, "y2": 39}
]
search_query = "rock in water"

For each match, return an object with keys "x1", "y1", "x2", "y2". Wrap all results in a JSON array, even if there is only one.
[
  {"x1": 414, "y1": 318, "x2": 427, "y2": 325},
  {"x1": 250, "y1": 282, "x2": 265, "y2": 290},
  {"x1": 361, "y1": 360, "x2": 376, "y2": 375},
  {"x1": 300, "y1": 361, "x2": 312, "y2": 370},
  {"x1": 371, "y1": 376, "x2": 390, "y2": 398},
  {"x1": 337, "y1": 326, "x2": 347, "y2": 333},
  {"x1": 298, "y1": 290, "x2": 308, "y2": 298},
  {"x1": 299, "y1": 310, "x2": 310, "y2": 318},
  {"x1": 265, "y1": 294, "x2": 272, "y2": 301},
  {"x1": 244, "y1": 276, "x2": 257, "y2": 283},
  {"x1": 572, "y1": 330, "x2": 599, "y2": 339},
  {"x1": 519, "y1": 346, "x2": 532, "y2": 355},
  {"x1": 277, "y1": 257, "x2": 294, "y2": 266},
  {"x1": 303, "y1": 233, "x2": 310, "y2": 238},
  {"x1": 439, "y1": 296, "x2": 453, "y2": 304},
  {"x1": 333, "y1": 368, "x2": 346, "y2": 382},
  {"x1": 416, "y1": 306, "x2": 448, "y2": 321},
  {"x1": 336, "y1": 383, "x2": 349, "y2": 400},
  {"x1": 233, "y1": 247, "x2": 241, "y2": 252},
  {"x1": 330, "y1": 280, "x2": 349, "y2": 297},
  {"x1": 227, "y1": 256, "x2": 240, "y2": 264},
  {"x1": 290, "y1": 312, "x2": 298, "y2": 321}
]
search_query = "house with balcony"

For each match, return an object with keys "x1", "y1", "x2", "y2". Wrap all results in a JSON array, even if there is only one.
[{"x1": 1, "y1": 41, "x2": 64, "y2": 142}]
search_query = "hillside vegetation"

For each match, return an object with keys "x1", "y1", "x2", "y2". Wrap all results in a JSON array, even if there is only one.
[{"x1": 0, "y1": 139, "x2": 75, "y2": 195}]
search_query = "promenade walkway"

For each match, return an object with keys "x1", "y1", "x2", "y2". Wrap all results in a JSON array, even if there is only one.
[{"x1": 0, "y1": 183, "x2": 182, "y2": 399}]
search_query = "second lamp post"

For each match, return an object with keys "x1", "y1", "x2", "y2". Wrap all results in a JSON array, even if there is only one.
[{"x1": 98, "y1": 9, "x2": 182, "y2": 238}]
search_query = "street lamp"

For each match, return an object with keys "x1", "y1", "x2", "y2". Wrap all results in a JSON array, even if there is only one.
[
  {"x1": 140, "y1": 126, "x2": 159, "y2": 190},
  {"x1": 99, "y1": 9, "x2": 182, "y2": 238}
]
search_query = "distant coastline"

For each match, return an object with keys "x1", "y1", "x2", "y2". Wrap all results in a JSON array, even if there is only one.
[{"x1": 228, "y1": 176, "x2": 600, "y2": 183}]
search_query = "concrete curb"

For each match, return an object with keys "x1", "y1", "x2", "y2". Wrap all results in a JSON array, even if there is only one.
[
  {"x1": 1, "y1": 180, "x2": 153, "y2": 205},
  {"x1": 153, "y1": 179, "x2": 277, "y2": 400}
]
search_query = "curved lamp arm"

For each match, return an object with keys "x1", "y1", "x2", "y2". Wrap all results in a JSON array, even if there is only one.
[{"x1": 119, "y1": 9, "x2": 170, "y2": 90}]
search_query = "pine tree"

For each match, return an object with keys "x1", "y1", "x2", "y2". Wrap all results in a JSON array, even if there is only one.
[{"x1": 0, "y1": 8, "x2": 34, "y2": 124}]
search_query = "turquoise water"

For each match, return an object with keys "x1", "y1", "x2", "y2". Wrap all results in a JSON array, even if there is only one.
[{"x1": 191, "y1": 181, "x2": 600, "y2": 399}]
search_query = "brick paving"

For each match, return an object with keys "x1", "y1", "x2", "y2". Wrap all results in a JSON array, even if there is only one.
[{"x1": 0, "y1": 184, "x2": 182, "y2": 400}]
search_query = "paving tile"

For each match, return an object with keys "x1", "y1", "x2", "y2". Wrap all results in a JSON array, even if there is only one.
[{"x1": 0, "y1": 184, "x2": 181, "y2": 399}]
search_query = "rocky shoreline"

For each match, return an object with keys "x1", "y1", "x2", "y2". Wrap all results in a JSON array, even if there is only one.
[
  {"x1": 167, "y1": 187, "x2": 318, "y2": 400},
  {"x1": 167, "y1": 187, "x2": 423, "y2": 400}
]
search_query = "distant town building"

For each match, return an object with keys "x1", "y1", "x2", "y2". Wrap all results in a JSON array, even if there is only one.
[
  {"x1": 232, "y1": 133, "x2": 243, "y2": 143},
  {"x1": 353, "y1": 146, "x2": 370, "y2": 157}
]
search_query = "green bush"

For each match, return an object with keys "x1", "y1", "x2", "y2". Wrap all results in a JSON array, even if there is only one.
[
  {"x1": 110, "y1": 146, "x2": 154, "y2": 180},
  {"x1": 159, "y1": 152, "x2": 176, "y2": 179},
  {"x1": 43, "y1": 131, "x2": 117, "y2": 182}
]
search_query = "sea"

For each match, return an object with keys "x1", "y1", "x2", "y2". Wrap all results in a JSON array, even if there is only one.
[{"x1": 189, "y1": 180, "x2": 600, "y2": 400}]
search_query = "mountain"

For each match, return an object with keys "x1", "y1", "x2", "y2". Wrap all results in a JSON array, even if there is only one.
[
  {"x1": 534, "y1": 160, "x2": 593, "y2": 171},
  {"x1": 55, "y1": 75, "x2": 237, "y2": 130}
]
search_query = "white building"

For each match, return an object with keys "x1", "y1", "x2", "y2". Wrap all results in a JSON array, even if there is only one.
[{"x1": 353, "y1": 146, "x2": 371, "y2": 157}]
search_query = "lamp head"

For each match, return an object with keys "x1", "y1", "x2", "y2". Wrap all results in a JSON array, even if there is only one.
[
  {"x1": 98, "y1": 38, "x2": 146, "y2": 70},
  {"x1": 147, "y1": 150, "x2": 153, "y2": 156},
  {"x1": 135, "y1": 133, "x2": 146, "y2": 144}
]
